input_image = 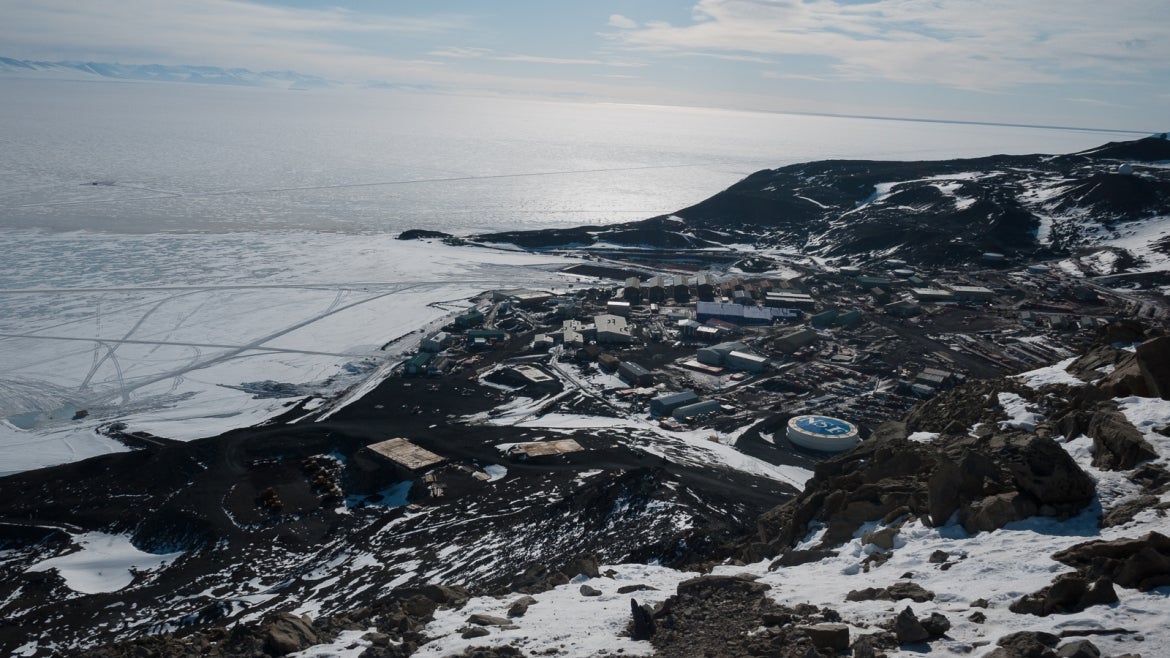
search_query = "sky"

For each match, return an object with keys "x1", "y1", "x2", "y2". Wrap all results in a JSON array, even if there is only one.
[{"x1": 2, "y1": 0, "x2": 1167, "y2": 131}]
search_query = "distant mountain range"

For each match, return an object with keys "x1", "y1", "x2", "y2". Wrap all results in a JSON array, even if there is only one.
[
  {"x1": 0, "y1": 56, "x2": 345, "y2": 90},
  {"x1": 474, "y1": 135, "x2": 1170, "y2": 274}
]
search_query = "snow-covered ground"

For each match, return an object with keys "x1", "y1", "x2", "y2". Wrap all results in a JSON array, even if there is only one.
[
  {"x1": 290, "y1": 395, "x2": 1170, "y2": 658},
  {"x1": 0, "y1": 231, "x2": 571, "y2": 475},
  {"x1": 26, "y1": 532, "x2": 184, "y2": 595}
]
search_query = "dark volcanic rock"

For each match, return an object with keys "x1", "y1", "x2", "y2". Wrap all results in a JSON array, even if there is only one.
[
  {"x1": 1053, "y1": 531, "x2": 1170, "y2": 591},
  {"x1": 1086, "y1": 405, "x2": 1157, "y2": 470},
  {"x1": 263, "y1": 612, "x2": 319, "y2": 656},
  {"x1": 800, "y1": 623, "x2": 850, "y2": 651},
  {"x1": 755, "y1": 395, "x2": 1096, "y2": 555},
  {"x1": 1136, "y1": 335, "x2": 1170, "y2": 400},
  {"x1": 397, "y1": 229, "x2": 452, "y2": 240},
  {"x1": 650, "y1": 573, "x2": 845, "y2": 658},
  {"x1": 987, "y1": 630, "x2": 1060, "y2": 658},
  {"x1": 506, "y1": 596, "x2": 537, "y2": 618},
  {"x1": 1010, "y1": 573, "x2": 1118, "y2": 616},
  {"x1": 471, "y1": 136, "x2": 1170, "y2": 269},
  {"x1": 1056, "y1": 639, "x2": 1102, "y2": 658},
  {"x1": 630, "y1": 598, "x2": 656, "y2": 641},
  {"x1": 466, "y1": 613, "x2": 512, "y2": 627},
  {"x1": 846, "y1": 581, "x2": 934, "y2": 603},
  {"x1": 1101, "y1": 494, "x2": 1160, "y2": 528},
  {"x1": 891, "y1": 606, "x2": 930, "y2": 644}
]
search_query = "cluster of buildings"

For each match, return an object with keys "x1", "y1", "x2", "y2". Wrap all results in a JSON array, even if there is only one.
[{"x1": 395, "y1": 251, "x2": 1141, "y2": 443}]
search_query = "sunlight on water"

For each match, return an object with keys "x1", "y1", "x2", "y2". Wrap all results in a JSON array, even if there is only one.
[{"x1": 0, "y1": 80, "x2": 1137, "y2": 235}]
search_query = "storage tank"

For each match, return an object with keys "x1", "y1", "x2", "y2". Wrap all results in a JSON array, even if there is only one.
[{"x1": 787, "y1": 415, "x2": 860, "y2": 452}]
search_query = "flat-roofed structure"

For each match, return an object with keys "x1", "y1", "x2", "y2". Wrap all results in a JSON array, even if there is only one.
[
  {"x1": 563, "y1": 319, "x2": 596, "y2": 346},
  {"x1": 618, "y1": 361, "x2": 653, "y2": 386},
  {"x1": 884, "y1": 300, "x2": 922, "y2": 317},
  {"x1": 856, "y1": 276, "x2": 892, "y2": 289},
  {"x1": 910, "y1": 288, "x2": 956, "y2": 303},
  {"x1": 773, "y1": 328, "x2": 819, "y2": 354},
  {"x1": 764, "y1": 291, "x2": 816, "y2": 310},
  {"x1": 681, "y1": 359, "x2": 725, "y2": 375},
  {"x1": 650, "y1": 390, "x2": 699, "y2": 416},
  {"x1": 420, "y1": 331, "x2": 451, "y2": 353},
  {"x1": 507, "y1": 438, "x2": 584, "y2": 458},
  {"x1": 513, "y1": 364, "x2": 555, "y2": 384},
  {"x1": 405, "y1": 352, "x2": 434, "y2": 375},
  {"x1": 726, "y1": 350, "x2": 768, "y2": 372},
  {"x1": 696, "y1": 301, "x2": 797, "y2": 325},
  {"x1": 607, "y1": 300, "x2": 632, "y2": 316},
  {"x1": 946, "y1": 285, "x2": 995, "y2": 302},
  {"x1": 786, "y1": 415, "x2": 860, "y2": 452},
  {"x1": 697, "y1": 341, "x2": 748, "y2": 366},
  {"x1": 454, "y1": 310, "x2": 485, "y2": 329},
  {"x1": 672, "y1": 399, "x2": 723, "y2": 421},
  {"x1": 366, "y1": 438, "x2": 445, "y2": 471}
]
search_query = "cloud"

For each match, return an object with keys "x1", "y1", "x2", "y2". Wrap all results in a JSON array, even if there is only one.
[
  {"x1": 429, "y1": 46, "x2": 646, "y2": 68},
  {"x1": 604, "y1": 0, "x2": 1170, "y2": 91},
  {"x1": 608, "y1": 14, "x2": 639, "y2": 29},
  {"x1": 0, "y1": 0, "x2": 469, "y2": 79},
  {"x1": 427, "y1": 47, "x2": 493, "y2": 59},
  {"x1": 761, "y1": 70, "x2": 827, "y2": 81}
]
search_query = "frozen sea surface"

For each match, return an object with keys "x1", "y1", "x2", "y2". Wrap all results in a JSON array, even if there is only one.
[
  {"x1": 0, "y1": 231, "x2": 571, "y2": 475},
  {"x1": 0, "y1": 80, "x2": 1142, "y2": 474}
]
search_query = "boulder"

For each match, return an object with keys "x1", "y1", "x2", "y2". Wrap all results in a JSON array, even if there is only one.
[
  {"x1": 986, "y1": 630, "x2": 1060, "y2": 658},
  {"x1": 562, "y1": 553, "x2": 601, "y2": 579},
  {"x1": 862, "y1": 526, "x2": 899, "y2": 550},
  {"x1": 460, "y1": 626, "x2": 491, "y2": 639},
  {"x1": 1009, "y1": 573, "x2": 1118, "y2": 616},
  {"x1": 1136, "y1": 335, "x2": 1170, "y2": 400},
  {"x1": 892, "y1": 606, "x2": 930, "y2": 644},
  {"x1": 769, "y1": 549, "x2": 839, "y2": 568},
  {"x1": 1096, "y1": 354, "x2": 1150, "y2": 398},
  {"x1": 800, "y1": 623, "x2": 850, "y2": 651},
  {"x1": 1130, "y1": 462, "x2": 1170, "y2": 493},
  {"x1": 466, "y1": 613, "x2": 512, "y2": 627},
  {"x1": 579, "y1": 584, "x2": 602, "y2": 597},
  {"x1": 404, "y1": 584, "x2": 470, "y2": 608},
  {"x1": 989, "y1": 432, "x2": 1096, "y2": 512},
  {"x1": 1101, "y1": 494, "x2": 1159, "y2": 528},
  {"x1": 1056, "y1": 639, "x2": 1101, "y2": 658},
  {"x1": 507, "y1": 595, "x2": 537, "y2": 617},
  {"x1": 1086, "y1": 406, "x2": 1157, "y2": 470},
  {"x1": 1053, "y1": 531, "x2": 1170, "y2": 590},
  {"x1": 846, "y1": 581, "x2": 934, "y2": 603},
  {"x1": 920, "y1": 612, "x2": 950, "y2": 638},
  {"x1": 630, "y1": 598, "x2": 656, "y2": 640},
  {"x1": 676, "y1": 574, "x2": 770, "y2": 597},
  {"x1": 962, "y1": 491, "x2": 1037, "y2": 534},
  {"x1": 262, "y1": 612, "x2": 318, "y2": 656},
  {"x1": 617, "y1": 584, "x2": 657, "y2": 594}
]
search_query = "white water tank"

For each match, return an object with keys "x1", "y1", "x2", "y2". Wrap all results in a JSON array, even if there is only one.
[{"x1": 787, "y1": 415, "x2": 860, "y2": 452}]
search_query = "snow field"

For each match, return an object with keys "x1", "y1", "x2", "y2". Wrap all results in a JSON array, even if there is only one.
[{"x1": 26, "y1": 532, "x2": 184, "y2": 595}]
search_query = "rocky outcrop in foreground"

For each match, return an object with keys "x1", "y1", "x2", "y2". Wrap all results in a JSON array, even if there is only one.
[{"x1": 753, "y1": 417, "x2": 1096, "y2": 557}]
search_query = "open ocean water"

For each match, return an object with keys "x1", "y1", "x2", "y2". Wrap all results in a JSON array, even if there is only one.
[{"x1": 0, "y1": 79, "x2": 1140, "y2": 235}]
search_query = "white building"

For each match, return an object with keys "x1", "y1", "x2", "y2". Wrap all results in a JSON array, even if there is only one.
[{"x1": 594, "y1": 314, "x2": 633, "y2": 344}]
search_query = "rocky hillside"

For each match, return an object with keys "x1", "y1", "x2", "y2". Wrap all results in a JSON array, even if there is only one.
[
  {"x1": 471, "y1": 135, "x2": 1170, "y2": 271},
  {"x1": 13, "y1": 325, "x2": 1168, "y2": 658}
]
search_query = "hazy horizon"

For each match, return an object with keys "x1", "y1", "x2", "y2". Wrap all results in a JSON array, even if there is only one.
[{"x1": 0, "y1": 79, "x2": 1142, "y2": 237}]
